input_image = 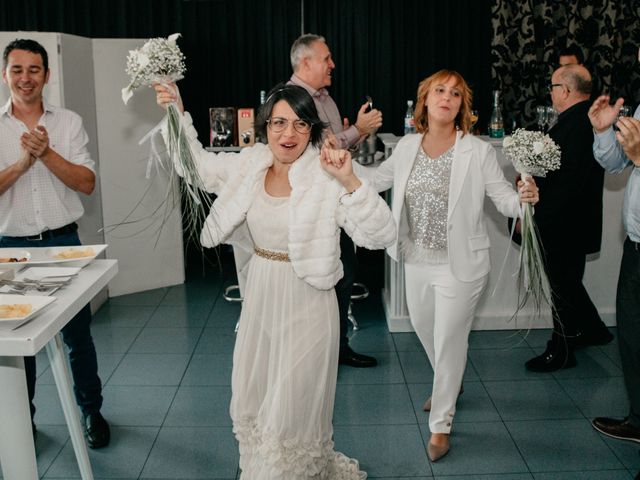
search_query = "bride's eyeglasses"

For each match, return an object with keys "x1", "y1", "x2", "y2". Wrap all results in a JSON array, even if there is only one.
[{"x1": 267, "y1": 117, "x2": 313, "y2": 134}]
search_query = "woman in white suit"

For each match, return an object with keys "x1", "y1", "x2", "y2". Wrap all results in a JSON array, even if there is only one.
[{"x1": 360, "y1": 70, "x2": 539, "y2": 461}]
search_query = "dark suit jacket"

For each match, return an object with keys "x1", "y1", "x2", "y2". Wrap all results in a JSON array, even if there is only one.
[{"x1": 534, "y1": 100, "x2": 605, "y2": 254}]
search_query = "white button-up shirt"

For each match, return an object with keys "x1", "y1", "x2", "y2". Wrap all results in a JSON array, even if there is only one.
[
  {"x1": 593, "y1": 105, "x2": 640, "y2": 242},
  {"x1": 0, "y1": 99, "x2": 95, "y2": 236}
]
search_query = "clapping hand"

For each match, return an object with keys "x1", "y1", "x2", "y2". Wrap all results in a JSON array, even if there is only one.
[
  {"x1": 16, "y1": 147, "x2": 36, "y2": 172},
  {"x1": 21, "y1": 126, "x2": 49, "y2": 159},
  {"x1": 616, "y1": 116, "x2": 640, "y2": 166},
  {"x1": 354, "y1": 102, "x2": 383, "y2": 136},
  {"x1": 588, "y1": 95, "x2": 624, "y2": 133}
]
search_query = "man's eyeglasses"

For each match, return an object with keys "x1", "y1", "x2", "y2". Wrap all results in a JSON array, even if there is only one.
[
  {"x1": 267, "y1": 117, "x2": 312, "y2": 134},
  {"x1": 548, "y1": 83, "x2": 566, "y2": 92}
]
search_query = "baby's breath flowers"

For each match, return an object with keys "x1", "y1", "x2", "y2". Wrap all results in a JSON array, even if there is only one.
[
  {"x1": 121, "y1": 33, "x2": 186, "y2": 104},
  {"x1": 503, "y1": 129, "x2": 561, "y2": 178},
  {"x1": 503, "y1": 129, "x2": 561, "y2": 322}
]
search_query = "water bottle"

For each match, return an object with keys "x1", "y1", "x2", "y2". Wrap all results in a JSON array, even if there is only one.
[
  {"x1": 489, "y1": 90, "x2": 504, "y2": 138},
  {"x1": 255, "y1": 90, "x2": 267, "y2": 144},
  {"x1": 404, "y1": 100, "x2": 415, "y2": 135}
]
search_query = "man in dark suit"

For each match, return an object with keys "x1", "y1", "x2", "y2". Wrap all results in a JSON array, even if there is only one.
[{"x1": 525, "y1": 64, "x2": 613, "y2": 372}]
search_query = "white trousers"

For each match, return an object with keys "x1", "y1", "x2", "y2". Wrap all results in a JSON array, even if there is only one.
[{"x1": 404, "y1": 262, "x2": 487, "y2": 433}]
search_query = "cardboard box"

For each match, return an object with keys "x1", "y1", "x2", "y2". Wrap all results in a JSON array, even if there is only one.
[
  {"x1": 237, "y1": 108, "x2": 255, "y2": 147},
  {"x1": 209, "y1": 107, "x2": 236, "y2": 147}
]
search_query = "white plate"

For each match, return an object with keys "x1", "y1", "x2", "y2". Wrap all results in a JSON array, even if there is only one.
[
  {"x1": 0, "y1": 249, "x2": 32, "y2": 270},
  {"x1": 26, "y1": 244, "x2": 108, "y2": 268},
  {"x1": 0, "y1": 294, "x2": 56, "y2": 330},
  {"x1": 20, "y1": 267, "x2": 81, "y2": 280}
]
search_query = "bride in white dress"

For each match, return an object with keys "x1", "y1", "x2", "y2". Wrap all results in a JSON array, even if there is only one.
[{"x1": 155, "y1": 83, "x2": 396, "y2": 479}]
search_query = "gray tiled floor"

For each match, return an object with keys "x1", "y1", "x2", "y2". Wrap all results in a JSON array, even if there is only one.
[{"x1": 3, "y1": 264, "x2": 639, "y2": 479}]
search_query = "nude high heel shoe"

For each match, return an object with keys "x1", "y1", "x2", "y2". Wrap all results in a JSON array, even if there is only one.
[
  {"x1": 422, "y1": 384, "x2": 464, "y2": 412},
  {"x1": 427, "y1": 434, "x2": 450, "y2": 462}
]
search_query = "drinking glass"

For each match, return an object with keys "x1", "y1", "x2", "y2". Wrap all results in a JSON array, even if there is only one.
[
  {"x1": 536, "y1": 106, "x2": 547, "y2": 131},
  {"x1": 614, "y1": 105, "x2": 634, "y2": 131},
  {"x1": 618, "y1": 105, "x2": 632, "y2": 119},
  {"x1": 546, "y1": 106, "x2": 558, "y2": 130},
  {"x1": 470, "y1": 110, "x2": 479, "y2": 133}
]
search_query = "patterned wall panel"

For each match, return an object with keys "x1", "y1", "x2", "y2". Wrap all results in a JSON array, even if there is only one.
[{"x1": 491, "y1": 0, "x2": 640, "y2": 128}]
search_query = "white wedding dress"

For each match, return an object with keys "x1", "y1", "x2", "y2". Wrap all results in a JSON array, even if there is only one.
[{"x1": 230, "y1": 184, "x2": 366, "y2": 479}]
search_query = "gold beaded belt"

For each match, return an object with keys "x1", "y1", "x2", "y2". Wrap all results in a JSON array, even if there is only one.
[{"x1": 254, "y1": 246, "x2": 290, "y2": 262}]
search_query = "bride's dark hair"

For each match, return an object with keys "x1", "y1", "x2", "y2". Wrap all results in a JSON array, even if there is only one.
[{"x1": 255, "y1": 83, "x2": 328, "y2": 149}]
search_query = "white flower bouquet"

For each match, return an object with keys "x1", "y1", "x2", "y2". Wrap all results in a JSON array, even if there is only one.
[
  {"x1": 121, "y1": 33, "x2": 211, "y2": 242},
  {"x1": 503, "y1": 129, "x2": 561, "y2": 178},
  {"x1": 503, "y1": 128, "x2": 561, "y2": 320},
  {"x1": 121, "y1": 33, "x2": 186, "y2": 105}
]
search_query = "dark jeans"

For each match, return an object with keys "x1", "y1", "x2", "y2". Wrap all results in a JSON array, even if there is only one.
[
  {"x1": 335, "y1": 229, "x2": 357, "y2": 354},
  {"x1": 617, "y1": 238, "x2": 640, "y2": 428},
  {"x1": 544, "y1": 244, "x2": 607, "y2": 353},
  {"x1": 0, "y1": 230, "x2": 103, "y2": 418}
]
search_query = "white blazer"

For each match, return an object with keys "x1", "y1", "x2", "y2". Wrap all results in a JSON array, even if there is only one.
[{"x1": 357, "y1": 131, "x2": 521, "y2": 282}]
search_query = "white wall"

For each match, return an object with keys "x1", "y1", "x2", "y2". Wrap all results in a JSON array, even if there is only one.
[
  {"x1": 92, "y1": 39, "x2": 184, "y2": 296},
  {"x1": 58, "y1": 33, "x2": 105, "y2": 248}
]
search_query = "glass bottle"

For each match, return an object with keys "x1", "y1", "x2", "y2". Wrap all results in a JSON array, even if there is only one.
[
  {"x1": 404, "y1": 100, "x2": 416, "y2": 135},
  {"x1": 489, "y1": 90, "x2": 504, "y2": 138},
  {"x1": 255, "y1": 90, "x2": 267, "y2": 144}
]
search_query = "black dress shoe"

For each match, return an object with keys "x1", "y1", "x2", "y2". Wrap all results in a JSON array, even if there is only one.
[
  {"x1": 525, "y1": 341, "x2": 576, "y2": 372},
  {"x1": 339, "y1": 347, "x2": 377, "y2": 368},
  {"x1": 84, "y1": 412, "x2": 110, "y2": 449},
  {"x1": 574, "y1": 329, "x2": 614, "y2": 348},
  {"x1": 592, "y1": 417, "x2": 640, "y2": 443}
]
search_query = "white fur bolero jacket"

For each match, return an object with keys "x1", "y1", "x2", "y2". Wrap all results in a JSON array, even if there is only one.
[{"x1": 162, "y1": 112, "x2": 396, "y2": 290}]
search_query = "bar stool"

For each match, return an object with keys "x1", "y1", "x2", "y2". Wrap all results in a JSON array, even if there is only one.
[
  {"x1": 348, "y1": 282, "x2": 369, "y2": 330},
  {"x1": 222, "y1": 285, "x2": 243, "y2": 332},
  {"x1": 223, "y1": 247, "x2": 251, "y2": 332}
]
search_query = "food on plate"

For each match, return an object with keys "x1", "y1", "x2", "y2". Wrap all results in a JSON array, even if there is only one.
[
  {"x1": 54, "y1": 247, "x2": 95, "y2": 260},
  {"x1": 0, "y1": 257, "x2": 28, "y2": 263},
  {"x1": 0, "y1": 303, "x2": 33, "y2": 319}
]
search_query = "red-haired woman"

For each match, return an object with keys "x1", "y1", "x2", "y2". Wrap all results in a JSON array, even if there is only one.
[{"x1": 359, "y1": 70, "x2": 538, "y2": 461}]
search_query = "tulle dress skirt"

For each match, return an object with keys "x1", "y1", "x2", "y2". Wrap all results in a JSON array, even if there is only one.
[{"x1": 230, "y1": 186, "x2": 366, "y2": 479}]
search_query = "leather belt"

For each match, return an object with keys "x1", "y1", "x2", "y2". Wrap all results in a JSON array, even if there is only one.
[
  {"x1": 627, "y1": 237, "x2": 640, "y2": 251},
  {"x1": 3, "y1": 222, "x2": 78, "y2": 241}
]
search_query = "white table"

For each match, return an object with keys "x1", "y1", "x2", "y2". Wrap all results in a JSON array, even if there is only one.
[{"x1": 0, "y1": 259, "x2": 118, "y2": 480}]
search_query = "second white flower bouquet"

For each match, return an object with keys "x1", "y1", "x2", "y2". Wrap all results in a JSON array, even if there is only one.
[{"x1": 503, "y1": 128, "x2": 561, "y2": 320}]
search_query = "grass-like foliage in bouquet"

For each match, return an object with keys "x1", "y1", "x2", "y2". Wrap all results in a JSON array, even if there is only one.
[
  {"x1": 121, "y1": 33, "x2": 211, "y2": 243},
  {"x1": 503, "y1": 128, "x2": 561, "y2": 321}
]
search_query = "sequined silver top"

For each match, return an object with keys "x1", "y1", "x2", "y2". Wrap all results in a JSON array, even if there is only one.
[{"x1": 402, "y1": 146, "x2": 453, "y2": 263}]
